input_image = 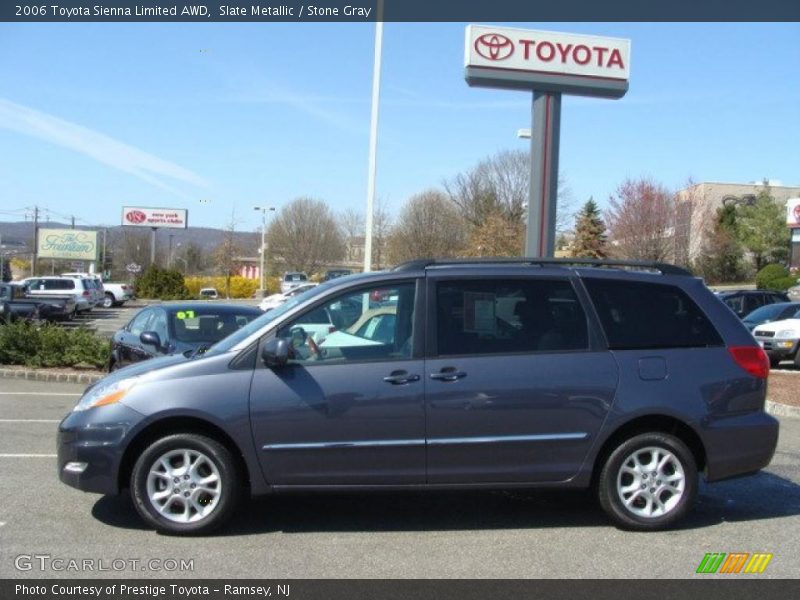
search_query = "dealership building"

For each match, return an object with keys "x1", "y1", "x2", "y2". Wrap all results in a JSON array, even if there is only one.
[{"x1": 677, "y1": 180, "x2": 800, "y2": 262}]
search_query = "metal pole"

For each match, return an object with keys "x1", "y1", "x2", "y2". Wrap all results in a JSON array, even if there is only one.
[
  {"x1": 150, "y1": 228, "x2": 157, "y2": 266},
  {"x1": 363, "y1": 9, "x2": 383, "y2": 273},
  {"x1": 261, "y1": 211, "x2": 268, "y2": 292},
  {"x1": 525, "y1": 91, "x2": 561, "y2": 258},
  {"x1": 31, "y1": 206, "x2": 39, "y2": 276},
  {"x1": 168, "y1": 234, "x2": 174, "y2": 268}
]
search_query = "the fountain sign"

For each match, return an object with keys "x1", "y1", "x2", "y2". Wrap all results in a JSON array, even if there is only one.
[{"x1": 37, "y1": 229, "x2": 98, "y2": 261}]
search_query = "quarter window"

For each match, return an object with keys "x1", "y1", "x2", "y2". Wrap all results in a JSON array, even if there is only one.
[
  {"x1": 435, "y1": 279, "x2": 589, "y2": 357},
  {"x1": 584, "y1": 279, "x2": 723, "y2": 350}
]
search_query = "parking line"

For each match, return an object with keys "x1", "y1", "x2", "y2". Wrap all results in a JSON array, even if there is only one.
[
  {"x1": 0, "y1": 419, "x2": 60, "y2": 423},
  {"x1": 0, "y1": 454, "x2": 57, "y2": 458}
]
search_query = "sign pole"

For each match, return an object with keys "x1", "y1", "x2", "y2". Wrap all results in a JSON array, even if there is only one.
[
  {"x1": 525, "y1": 91, "x2": 562, "y2": 258},
  {"x1": 150, "y1": 228, "x2": 157, "y2": 266}
]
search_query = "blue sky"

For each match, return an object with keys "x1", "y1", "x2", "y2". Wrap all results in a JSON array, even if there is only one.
[{"x1": 0, "y1": 22, "x2": 798, "y2": 232}]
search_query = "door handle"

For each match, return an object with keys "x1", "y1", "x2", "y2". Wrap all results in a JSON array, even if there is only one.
[
  {"x1": 430, "y1": 368, "x2": 467, "y2": 382},
  {"x1": 383, "y1": 370, "x2": 420, "y2": 385}
]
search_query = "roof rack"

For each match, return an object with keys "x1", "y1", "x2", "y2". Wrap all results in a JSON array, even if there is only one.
[{"x1": 392, "y1": 257, "x2": 692, "y2": 276}]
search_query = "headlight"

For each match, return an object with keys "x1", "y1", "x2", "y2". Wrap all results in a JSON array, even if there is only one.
[
  {"x1": 777, "y1": 330, "x2": 798, "y2": 339},
  {"x1": 73, "y1": 378, "x2": 136, "y2": 412}
]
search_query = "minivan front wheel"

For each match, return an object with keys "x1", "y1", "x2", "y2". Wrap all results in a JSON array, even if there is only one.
[
  {"x1": 131, "y1": 433, "x2": 241, "y2": 535},
  {"x1": 598, "y1": 432, "x2": 697, "y2": 531}
]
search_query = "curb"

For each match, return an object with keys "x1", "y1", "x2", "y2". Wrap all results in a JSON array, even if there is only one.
[
  {"x1": 0, "y1": 368, "x2": 103, "y2": 385},
  {"x1": 766, "y1": 400, "x2": 800, "y2": 420}
]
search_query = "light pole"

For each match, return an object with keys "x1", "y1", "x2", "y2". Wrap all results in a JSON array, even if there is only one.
[{"x1": 254, "y1": 206, "x2": 276, "y2": 294}]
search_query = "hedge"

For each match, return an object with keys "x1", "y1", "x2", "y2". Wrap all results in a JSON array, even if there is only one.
[
  {"x1": 0, "y1": 320, "x2": 109, "y2": 369},
  {"x1": 756, "y1": 264, "x2": 798, "y2": 291},
  {"x1": 184, "y1": 276, "x2": 279, "y2": 298}
]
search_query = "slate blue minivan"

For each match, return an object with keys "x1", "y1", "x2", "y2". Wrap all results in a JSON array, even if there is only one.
[{"x1": 58, "y1": 259, "x2": 779, "y2": 534}]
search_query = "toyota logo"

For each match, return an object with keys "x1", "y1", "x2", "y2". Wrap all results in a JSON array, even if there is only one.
[
  {"x1": 474, "y1": 33, "x2": 514, "y2": 61},
  {"x1": 125, "y1": 210, "x2": 147, "y2": 224}
]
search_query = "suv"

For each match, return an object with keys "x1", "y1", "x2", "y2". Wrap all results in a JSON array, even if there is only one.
[
  {"x1": 58, "y1": 258, "x2": 778, "y2": 534},
  {"x1": 22, "y1": 276, "x2": 95, "y2": 312},
  {"x1": 716, "y1": 289, "x2": 790, "y2": 319},
  {"x1": 280, "y1": 271, "x2": 309, "y2": 294}
]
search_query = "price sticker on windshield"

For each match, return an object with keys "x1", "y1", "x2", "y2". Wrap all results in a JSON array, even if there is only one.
[{"x1": 175, "y1": 310, "x2": 196, "y2": 320}]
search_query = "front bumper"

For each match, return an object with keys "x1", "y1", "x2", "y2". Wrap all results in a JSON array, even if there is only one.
[
  {"x1": 757, "y1": 337, "x2": 799, "y2": 360},
  {"x1": 703, "y1": 411, "x2": 779, "y2": 482},
  {"x1": 57, "y1": 403, "x2": 145, "y2": 495}
]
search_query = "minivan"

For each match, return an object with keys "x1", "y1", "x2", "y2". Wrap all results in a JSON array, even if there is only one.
[{"x1": 58, "y1": 258, "x2": 778, "y2": 534}]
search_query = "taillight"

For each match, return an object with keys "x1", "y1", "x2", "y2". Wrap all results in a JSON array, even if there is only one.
[
  {"x1": 728, "y1": 346, "x2": 770, "y2": 379},
  {"x1": 82, "y1": 291, "x2": 90, "y2": 297}
]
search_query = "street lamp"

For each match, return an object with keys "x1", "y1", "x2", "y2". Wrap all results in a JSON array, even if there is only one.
[{"x1": 253, "y1": 206, "x2": 276, "y2": 294}]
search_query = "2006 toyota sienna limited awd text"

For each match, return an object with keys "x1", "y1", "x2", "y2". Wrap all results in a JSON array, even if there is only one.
[{"x1": 58, "y1": 258, "x2": 779, "y2": 534}]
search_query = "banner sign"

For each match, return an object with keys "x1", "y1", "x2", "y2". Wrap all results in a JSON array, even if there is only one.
[
  {"x1": 37, "y1": 229, "x2": 98, "y2": 261},
  {"x1": 786, "y1": 198, "x2": 800, "y2": 229},
  {"x1": 122, "y1": 207, "x2": 188, "y2": 229}
]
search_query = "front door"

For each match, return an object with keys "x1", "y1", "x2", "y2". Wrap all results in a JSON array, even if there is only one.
[
  {"x1": 250, "y1": 280, "x2": 426, "y2": 486},
  {"x1": 425, "y1": 275, "x2": 617, "y2": 483}
]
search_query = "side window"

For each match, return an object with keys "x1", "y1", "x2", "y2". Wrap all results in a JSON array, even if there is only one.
[
  {"x1": 435, "y1": 278, "x2": 589, "y2": 357},
  {"x1": 277, "y1": 282, "x2": 416, "y2": 364},
  {"x1": 128, "y1": 310, "x2": 153, "y2": 336},
  {"x1": 584, "y1": 279, "x2": 723, "y2": 350},
  {"x1": 149, "y1": 310, "x2": 169, "y2": 342},
  {"x1": 723, "y1": 295, "x2": 745, "y2": 316},
  {"x1": 745, "y1": 294, "x2": 764, "y2": 314}
]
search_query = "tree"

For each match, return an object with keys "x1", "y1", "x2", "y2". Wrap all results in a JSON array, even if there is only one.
[
  {"x1": 443, "y1": 149, "x2": 575, "y2": 234},
  {"x1": 736, "y1": 188, "x2": 790, "y2": 270},
  {"x1": 338, "y1": 208, "x2": 364, "y2": 242},
  {"x1": 464, "y1": 211, "x2": 525, "y2": 257},
  {"x1": 570, "y1": 198, "x2": 607, "y2": 258},
  {"x1": 605, "y1": 177, "x2": 677, "y2": 262},
  {"x1": 695, "y1": 207, "x2": 747, "y2": 284},
  {"x1": 1, "y1": 257, "x2": 11, "y2": 282},
  {"x1": 267, "y1": 197, "x2": 345, "y2": 274},
  {"x1": 368, "y1": 197, "x2": 392, "y2": 270},
  {"x1": 213, "y1": 216, "x2": 244, "y2": 299},
  {"x1": 386, "y1": 190, "x2": 467, "y2": 263}
]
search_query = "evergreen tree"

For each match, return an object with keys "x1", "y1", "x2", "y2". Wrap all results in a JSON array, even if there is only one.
[
  {"x1": 696, "y1": 207, "x2": 746, "y2": 284},
  {"x1": 570, "y1": 198, "x2": 607, "y2": 258}
]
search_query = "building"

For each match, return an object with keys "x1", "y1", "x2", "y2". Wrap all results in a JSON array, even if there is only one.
[{"x1": 677, "y1": 180, "x2": 800, "y2": 262}]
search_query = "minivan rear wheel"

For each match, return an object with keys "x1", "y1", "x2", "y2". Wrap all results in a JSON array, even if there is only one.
[
  {"x1": 131, "y1": 433, "x2": 241, "y2": 535},
  {"x1": 598, "y1": 432, "x2": 697, "y2": 531}
]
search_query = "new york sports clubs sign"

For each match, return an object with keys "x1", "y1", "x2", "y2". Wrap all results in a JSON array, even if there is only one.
[
  {"x1": 465, "y1": 25, "x2": 630, "y2": 98},
  {"x1": 122, "y1": 207, "x2": 188, "y2": 229}
]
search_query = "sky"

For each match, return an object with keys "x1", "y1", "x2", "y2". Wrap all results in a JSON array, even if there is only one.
[{"x1": 0, "y1": 22, "x2": 798, "y2": 233}]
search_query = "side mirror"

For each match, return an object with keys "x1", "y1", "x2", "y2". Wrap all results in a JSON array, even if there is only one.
[
  {"x1": 262, "y1": 338, "x2": 290, "y2": 368},
  {"x1": 140, "y1": 331, "x2": 162, "y2": 348}
]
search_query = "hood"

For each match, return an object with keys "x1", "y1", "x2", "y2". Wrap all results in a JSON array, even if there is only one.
[
  {"x1": 752, "y1": 318, "x2": 800, "y2": 335},
  {"x1": 89, "y1": 353, "x2": 192, "y2": 390}
]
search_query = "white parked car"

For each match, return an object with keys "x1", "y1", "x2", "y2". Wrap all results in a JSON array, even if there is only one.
[
  {"x1": 62, "y1": 273, "x2": 132, "y2": 308},
  {"x1": 752, "y1": 317, "x2": 800, "y2": 368},
  {"x1": 280, "y1": 272, "x2": 309, "y2": 294},
  {"x1": 259, "y1": 283, "x2": 317, "y2": 312},
  {"x1": 788, "y1": 284, "x2": 800, "y2": 301},
  {"x1": 22, "y1": 276, "x2": 95, "y2": 312},
  {"x1": 199, "y1": 288, "x2": 219, "y2": 300}
]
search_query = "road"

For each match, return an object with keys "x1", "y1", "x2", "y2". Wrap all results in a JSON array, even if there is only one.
[{"x1": 0, "y1": 378, "x2": 798, "y2": 579}]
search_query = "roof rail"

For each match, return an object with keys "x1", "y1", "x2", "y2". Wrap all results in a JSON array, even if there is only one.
[{"x1": 392, "y1": 257, "x2": 692, "y2": 276}]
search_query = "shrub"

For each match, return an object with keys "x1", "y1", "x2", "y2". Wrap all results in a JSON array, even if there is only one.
[
  {"x1": 184, "y1": 276, "x2": 275, "y2": 298},
  {"x1": 0, "y1": 320, "x2": 109, "y2": 369},
  {"x1": 755, "y1": 264, "x2": 790, "y2": 290},
  {"x1": 135, "y1": 265, "x2": 190, "y2": 300},
  {"x1": 770, "y1": 276, "x2": 799, "y2": 292}
]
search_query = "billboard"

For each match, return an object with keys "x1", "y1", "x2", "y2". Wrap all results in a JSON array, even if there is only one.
[
  {"x1": 122, "y1": 207, "x2": 188, "y2": 229},
  {"x1": 787, "y1": 198, "x2": 800, "y2": 229},
  {"x1": 465, "y1": 25, "x2": 630, "y2": 98},
  {"x1": 37, "y1": 229, "x2": 98, "y2": 261}
]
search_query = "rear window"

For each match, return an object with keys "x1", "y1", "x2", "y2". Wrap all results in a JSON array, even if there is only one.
[
  {"x1": 584, "y1": 279, "x2": 723, "y2": 350},
  {"x1": 284, "y1": 273, "x2": 307, "y2": 282},
  {"x1": 41, "y1": 279, "x2": 75, "y2": 291}
]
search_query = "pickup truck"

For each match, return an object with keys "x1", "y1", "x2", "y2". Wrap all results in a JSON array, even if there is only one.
[
  {"x1": 100, "y1": 282, "x2": 135, "y2": 308},
  {"x1": 0, "y1": 283, "x2": 78, "y2": 323}
]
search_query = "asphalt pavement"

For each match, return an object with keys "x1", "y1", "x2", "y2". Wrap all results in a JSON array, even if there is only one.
[{"x1": 0, "y1": 377, "x2": 798, "y2": 579}]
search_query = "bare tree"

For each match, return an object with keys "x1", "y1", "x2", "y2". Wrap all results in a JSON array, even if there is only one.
[
  {"x1": 386, "y1": 190, "x2": 467, "y2": 264},
  {"x1": 605, "y1": 178, "x2": 677, "y2": 262},
  {"x1": 444, "y1": 148, "x2": 575, "y2": 238},
  {"x1": 214, "y1": 218, "x2": 243, "y2": 298},
  {"x1": 371, "y1": 197, "x2": 392, "y2": 270},
  {"x1": 267, "y1": 197, "x2": 345, "y2": 274},
  {"x1": 338, "y1": 208, "x2": 365, "y2": 241}
]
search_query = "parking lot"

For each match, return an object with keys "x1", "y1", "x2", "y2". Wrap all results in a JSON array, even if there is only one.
[{"x1": 0, "y1": 378, "x2": 798, "y2": 579}]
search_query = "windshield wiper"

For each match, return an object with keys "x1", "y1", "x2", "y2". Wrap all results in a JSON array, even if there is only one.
[{"x1": 187, "y1": 344, "x2": 212, "y2": 359}]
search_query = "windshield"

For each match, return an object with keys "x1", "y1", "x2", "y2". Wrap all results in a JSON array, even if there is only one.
[
  {"x1": 169, "y1": 308, "x2": 261, "y2": 344},
  {"x1": 744, "y1": 304, "x2": 789, "y2": 323}
]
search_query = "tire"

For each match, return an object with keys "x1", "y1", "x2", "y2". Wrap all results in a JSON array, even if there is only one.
[
  {"x1": 131, "y1": 433, "x2": 241, "y2": 535},
  {"x1": 598, "y1": 432, "x2": 697, "y2": 531},
  {"x1": 102, "y1": 294, "x2": 115, "y2": 309}
]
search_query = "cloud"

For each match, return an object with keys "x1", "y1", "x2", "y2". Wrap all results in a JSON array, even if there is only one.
[{"x1": 0, "y1": 97, "x2": 209, "y2": 195}]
